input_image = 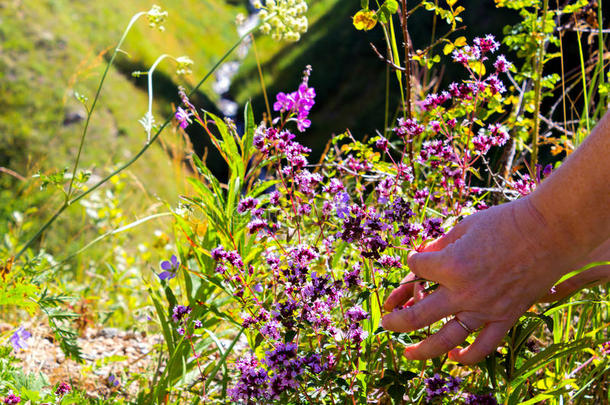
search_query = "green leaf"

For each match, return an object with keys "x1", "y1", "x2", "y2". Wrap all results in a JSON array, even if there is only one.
[
  {"x1": 511, "y1": 338, "x2": 594, "y2": 389},
  {"x1": 383, "y1": 0, "x2": 399, "y2": 14},
  {"x1": 361, "y1": 0, "x2": 369, "y2": 10},
  {"x1": 242, "y1": 101, "x2": 256, "y2": 163}
]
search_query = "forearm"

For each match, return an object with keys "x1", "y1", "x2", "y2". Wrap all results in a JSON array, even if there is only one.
[{"x1": 528, "y1": 111, "x2": 610, "y2": 262}]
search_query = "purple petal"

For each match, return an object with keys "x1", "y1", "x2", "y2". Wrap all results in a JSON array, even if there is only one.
[
  {"x1": 160, "y1": 260, "x2": 172, "y2": 270},
  {"x1": 158, "y1": 271, "x2": 176, "y2": 280},
  {"x1": 171, "y1": 255, "x2": 179, "y2": 266}
]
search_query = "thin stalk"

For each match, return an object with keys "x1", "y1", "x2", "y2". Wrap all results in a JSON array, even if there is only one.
[
  {"x1": 576, "y1": 30, "x2": 590, "y2": 143},
  {"x1": 597, "y1": 0, "x2": 606, "y2": 111},
  {"x1": 145, "y1": 54, "x2": 172, "y2": 142},
  {"x1": 399, "y1": 0, "x2": 412, "y2": 118},
  {"x1": 251, "y1": 34, "x2": 272, "y2": 124},
  {"x1": 557, "y1": 10, "x2": 569, "y2": 155},
  {"x1": 66, "y1": 11, "x2": 147, "y2": 198},
  {"x1": 15, "y1": 26, "x2": 257, "y2": 261},
  {"x1": 530, "y1": 0, "x2": 549, "y2": 176},
  {"x1": 384, "y1": 57, "x2": 390, "y2": 138}
]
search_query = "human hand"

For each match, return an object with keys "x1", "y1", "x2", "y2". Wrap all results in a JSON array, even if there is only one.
[
  {"x1": 539, "y1": 237, "x2": 610, "y2": 302},
  {"x1": 381, "y1": 197, "x2": 583, "y2": 365}
]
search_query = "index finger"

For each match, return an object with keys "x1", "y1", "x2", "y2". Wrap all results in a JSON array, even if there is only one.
[{"x1": 381, "y1": 287, "x2": 454, "y2": 333}]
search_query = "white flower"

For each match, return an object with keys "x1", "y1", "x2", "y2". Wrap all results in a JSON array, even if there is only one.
[{"x1": 147, "y1": 5, "x2": 168, "y2": 32}]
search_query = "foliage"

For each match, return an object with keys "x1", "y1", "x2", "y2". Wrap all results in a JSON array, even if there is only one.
[{"x1": 0, "y1": 0, "x2": 608, "y2": 404}]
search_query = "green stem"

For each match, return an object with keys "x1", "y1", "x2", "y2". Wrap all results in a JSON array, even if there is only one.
[
  {"x1": 530, "y1": 0, "x2": 548, "y2": 176},
  {"x1": 576, "y1": 30, "x2": 590, "y2": 144},
  {"x1": 597, "y1": 0, "x2": 606, "y2": 111},
  {"x1": 66, "y1": 11, "x2": 147, "y2": 199},
  {"x1": 15, "y1": 26, "x2": 256, "y2": 261}
]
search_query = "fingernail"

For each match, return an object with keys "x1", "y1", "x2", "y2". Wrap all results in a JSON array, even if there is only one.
[{"x1": 404, "y1": 349, "x2": 414, "y2": 360}]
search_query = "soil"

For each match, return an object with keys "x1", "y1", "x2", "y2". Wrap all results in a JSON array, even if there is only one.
[{"x1": 11, "y1": 322, "x2": 163, "y2": 399}]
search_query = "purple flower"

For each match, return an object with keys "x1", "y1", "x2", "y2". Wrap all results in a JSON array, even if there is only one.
[
  {"x1": 108, "y1": 374, "x2": 120, "y2": 387},
  {"x1": 55, "y1": 382, "x2": 71, "y2": 397},
  {"x1": 193, "y1": 319, "x2": 203, "y2": 329},
  {"x1": 424, "y1": 374, "x2": 448, "y2": 401},
  {"x1": 247, "y1": 218, "x2": 267, "y2": 234},
  {"x1": 228, "y1": 356, "x2": 270, "y2": 402},
  {"x1": 345, "y1": 306, "x2": 369, "y2": 324},
  {"x1": 172, "y1": 305, "x2": 192, "y2": 323},
  {"x1": 378, "y1": 255, "x2": 402, "y2": 269},
  {"x1": 175, "y1": 107, "x2": 192, "y2": 129},
  {"x1": 269, "y1": 191, "x2": 281, "y2": 205},
  {"x1": 394, "y1": 117, "x2": 424, "y2": 140},
  {"x1": 375, "y1": 136, "x2": 389, "y2": 151},
  {"x1": 10, "y1": 327, "x2": 31, "y2": 351},
  {"x1": 347, "y1": 326, "x2": 368, "y2": 344},
  {"x1": 423, "y1": 217, "x2": 445, "y2": 239},
  {"x1": 159, "y1": 254, "x2": 180, "y2": 280},
  {"x1": 237, "y1": 196, "x2": 259, "y2": 214},
  {"x1": 447, "y1": 376, "x2": 462, "y2": 392},
  {"x1": 486, "y1": 74, "x2": 506, "y2": 95},
  {"x1": 474, "y1": 34, "x2": 500, "y2": 54},
  {"x1": 343, "y1": 264, "x2": 362, "y2": 288},
  {"x1": 3, "y1": 393, "x2": 20, "y2": 404},
  {"x1": 464, "y1": 393, "x2": 498, "y2": 405},
  {"x1": 303, "y1": 353, "x2": 325, "y2": 374},
  {"x1": 493, "y1": 55, "x2": 512, "y2": 73},
  {"x1": 273, "y1": 66, "x2": 316, "y2": 133},
  {"x1": 211, "y1": 245, "x2": 227, "y2": 261}
]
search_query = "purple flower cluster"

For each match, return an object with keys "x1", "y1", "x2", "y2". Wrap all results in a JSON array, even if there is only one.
[
  {"x1": 228, "y1": 347, "x2": 330, "y2": 402},
  {"x1": 273, "y1": 65, "x2": 316, "y2": 132},
  {"x1": 424, "y1": 374, "x2": 462, "y2": 402},
  {"x1": 172, "y1": 305, "x2": 191, "y2": 323},
  {"x1": 55, "y1": 382, "x2": 71, "y2": 397},
  {"x1": 175, "y1": 106, "x2": 192, "y2": 129},
  {"x1": 464, "y1": 393, "x2": 498, "y2": 405},
  {"x1": 394, "y1": 117, "x2": 425, "y2": 140},
  {"x1": 2, "y1": 394, "x2": 20, "y2": 404},
  {"x1": 472, "y1": 124, "x2": 509, "y2": 154}
]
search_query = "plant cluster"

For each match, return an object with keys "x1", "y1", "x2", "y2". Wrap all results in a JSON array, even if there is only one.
[{"x1": 0, "y1": 0, "x2": 608, "y2": 403}]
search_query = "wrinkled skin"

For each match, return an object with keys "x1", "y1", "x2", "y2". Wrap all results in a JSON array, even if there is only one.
[{"x1": 381, "y1": 197, "x2": 609, "y2": 365}]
